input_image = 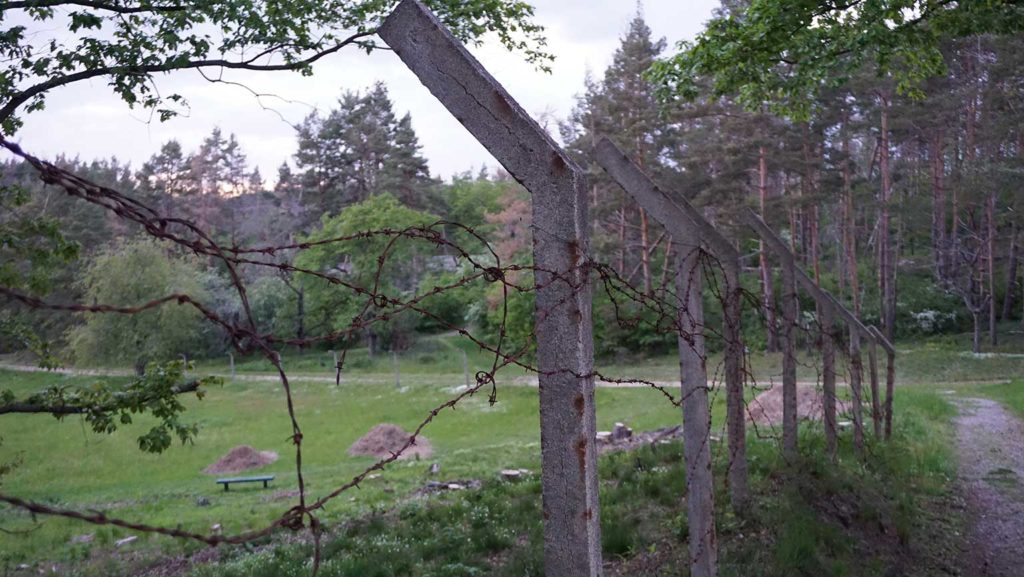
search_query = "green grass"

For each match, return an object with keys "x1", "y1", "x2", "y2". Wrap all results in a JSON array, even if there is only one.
[
  {"x1": 971, "y1": 380, "x2": 1024, "y2": 417},
  {"x1": 2, "y1": 328, "x2": 1014, "y2": 575},
  {"x1": 0, "y1": 365, "x2": 693, "y2": 566},
  {"x1": 167, "y1": 388, "x2": 958, "y2": 577}
]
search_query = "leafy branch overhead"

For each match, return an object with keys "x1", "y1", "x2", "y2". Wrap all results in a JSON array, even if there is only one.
[
  {"x1": 0, "y1": 0, "x2": 551, "y2": 133},
  {"x1": 649, "y1": 0, "x2": 1024, "y2": 117},
  {"x1": 0, "y1": 361, "x2": 220, "y2": 453}
]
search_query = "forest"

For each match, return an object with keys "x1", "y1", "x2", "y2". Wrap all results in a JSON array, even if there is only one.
[{"x1": 4, "y1": 13, "x2": 1022, "y2": 363}]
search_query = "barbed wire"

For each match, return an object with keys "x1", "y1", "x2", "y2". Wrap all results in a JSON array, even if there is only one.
[{"x1": 0, "y1": 137, "x2": 876, "y2": 573}]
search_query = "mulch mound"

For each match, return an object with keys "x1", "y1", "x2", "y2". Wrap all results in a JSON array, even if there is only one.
[
  {"x1": 203, "y1": 445, "x2": 278, "y2": 475},
  {"x1": 347, "y1": 423, "x2": 432, "y2": 460},
  {"x1": 747, "y1": 385, "x2": 851, "y2": 426}
]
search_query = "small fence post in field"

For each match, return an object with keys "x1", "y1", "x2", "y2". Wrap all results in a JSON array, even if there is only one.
[
  {"x1": 869, "y1": 326, "x2": 897, "y2": 440},
  {"x1": 820, "y1": 306, "x2": 838, "y2": 458},
  {"x1": 461, "y1": 349, "x2": 471, "y2": 389},
  {"x1": 392, "y1": 350, "x2": 401, "y2": 389},
  {"x1": 228, "y1": 352, "x2": 235, "y2": 381},
  {"x1": 848, "y1": 328, "x2": 866, "y2": 454},
  {"x1": 181, "y1": 354, "x2": 188, "y2": 377},
  {"x1": 594, "y1": 137, "x2": 748, "y2": 514},
  {"x1": 867, "y1": 336, "x2": 882, "y2": 438}
]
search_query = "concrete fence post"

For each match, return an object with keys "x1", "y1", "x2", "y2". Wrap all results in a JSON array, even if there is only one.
[
  {"x1": 380, "y1": 3, "x2": 600, "y2": 573},
  {"x1": 867, "y1": 338, "x2": 882, "y2": 438},
  {"x1": 594, "y1": 137, "x2": 747, "y2": 514},
  {"x1": 821, "y1": 306, "x2": 837, "y2": 458},
  {"x1": 868, "y1": 326, "x2": 897, "y2": 440},
  {"x1": 780, "y1": 256, "x2": 798, "y2": 459},
  {"x1": 676, "y1": 242, "x2": 719, "y2": 577}
]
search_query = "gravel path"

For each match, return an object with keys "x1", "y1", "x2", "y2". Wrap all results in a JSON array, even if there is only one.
[{"x1": 954, "y1": 397, "x2": 1024, "y2": 577}]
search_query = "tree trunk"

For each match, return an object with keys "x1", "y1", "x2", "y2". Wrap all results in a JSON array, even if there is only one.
[
  {"x1": 758, "y1": 146, "x2": 778, "y2": 352},
  {"x1": 879, "y1": 95, "x2": 896, "y2": 341},
  {"x1": 1003, "y1": 225, "x2": 1019, "y2": 321},
  {"x1": 640, "y1": 208, "x2": 653, "y2": 296},
  {"x1": 618, "y1": 203, "x2": 627, "y2": 276},
  {"x1": 842, "y1": 111, "x2": 861, "y2": 316},
  {"x1": 973, "y1": 312, "x2": 982, "y2": 354},
  {"x1": 931, "y1": 129, "x2": 947, "y2": 278},
  {"x1": 296, "y1": 279, "x2": 306, "y2": 341},
  {"x1": 987, "y1": 192, "x2": 998, "y2": 346}
]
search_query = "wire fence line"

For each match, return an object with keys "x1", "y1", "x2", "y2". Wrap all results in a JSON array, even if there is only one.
[
  {"x1": 0, "y1": 134, "x2": 892, "y2": 575},
  {"x1": 0, "y1": 3, "x2": 893, "y2": 574},
  {"x1": 0, "y1": 134, "x2": 755, "y2": 571}
]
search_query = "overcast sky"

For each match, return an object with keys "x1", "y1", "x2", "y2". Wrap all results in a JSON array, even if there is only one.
[{"x1": 14, "y1": 1, "x2": 718, "y2": 183}]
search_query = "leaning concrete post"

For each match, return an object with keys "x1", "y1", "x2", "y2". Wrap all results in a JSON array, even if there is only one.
[
  {"x1": 780, "y1": 255, "x2": 798, "y2": 459},
  {"x1": 868, "y1": 326, "x2": 896, "y2": 440},
  {"x1": 676, "y1": 242, "x2": 719, "y2": 577},
  {"x1": 867, "y1": 338, "x2": 882, "y2": 438},
  {"x1": 821, "y1": 306, "x2": 837, "y2": 458},
  {"x1": 594, "y1": 137, "x2": 747, "y2": 511},
  {"x1": 848, "y1": 329, "x2": 865, "y2": 454},
  {"x1": 380, "y1": 3, "x2": 599, "y2": 574}
]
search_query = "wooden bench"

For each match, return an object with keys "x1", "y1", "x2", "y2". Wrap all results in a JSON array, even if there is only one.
[{"x1": 215, "y1": 475, "x2": 274, "y2": 491}]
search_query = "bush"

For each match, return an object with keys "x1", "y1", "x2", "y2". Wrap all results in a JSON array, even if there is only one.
[{"x1": 66, "y1": 238, "x2": 218, "y2": 369}]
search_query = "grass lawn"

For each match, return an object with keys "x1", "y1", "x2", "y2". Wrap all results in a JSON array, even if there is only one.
[
  {"x1": 2, "y1": 329, "x2": 1018, "y2": 574},
  {"x1": 0, "y1": 364, "x2": 692, "y2": 566},
  {"x1": 189, "y1": 386, "x2": 962, "y2": 577}
]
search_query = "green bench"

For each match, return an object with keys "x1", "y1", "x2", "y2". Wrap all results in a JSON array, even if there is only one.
[{"x1": 215, "y1": 475, "x2": 274, "y2": 491}]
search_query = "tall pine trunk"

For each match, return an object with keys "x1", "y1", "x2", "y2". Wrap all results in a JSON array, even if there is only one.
[
  {"x1": 987, "y1": 191, "x2": 998, "y2": 345},
  {"x1": 879, "y1": 94, "x2": 896, "y2": 341},
  {"x1": 758, "y1": 146, "x2": 778, "y2": 351},
  {"x1": 842, "y1": 110, "x2": 861, "y2": 316},
  {"x1": 1002, "y1": 224, "x2": 1018, "y2": 321},
  {"x1": 640, "y1": 208, "x2": 653, "y2": 296},
  {"x1": 931, "y1": 129, "x2": 947, "y2": 278}
]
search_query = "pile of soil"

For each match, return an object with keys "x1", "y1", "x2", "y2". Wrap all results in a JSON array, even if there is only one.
[
  {"x1": 203, "y1": 445, "x2": 278, "y2": 475},
  {"x1": 747, "y1": 385, "x2": 851, "y2": 426},
  {"x1": 348, "y1": 423, "x2": 433, "y2": 460}
]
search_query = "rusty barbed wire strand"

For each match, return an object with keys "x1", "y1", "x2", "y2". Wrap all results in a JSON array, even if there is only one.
[{"x1": 0, "y1": 137, "x2": 875, "y2": 573}]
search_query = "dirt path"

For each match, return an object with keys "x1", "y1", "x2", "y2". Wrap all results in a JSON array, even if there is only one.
[{"x1": 953, "y1": 397, "x2": 1024, "y2": 577}]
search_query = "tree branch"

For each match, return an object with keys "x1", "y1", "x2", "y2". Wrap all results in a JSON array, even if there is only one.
[
  {"x1": 0, "y1": 380, "x2": 201, "y2": 416},
  {"x1": 0, "y1": 0, "x2": 185, "y2": 13},
  {"x1": 0, "y1": 29, "x2": 377, "y2": 125}
]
